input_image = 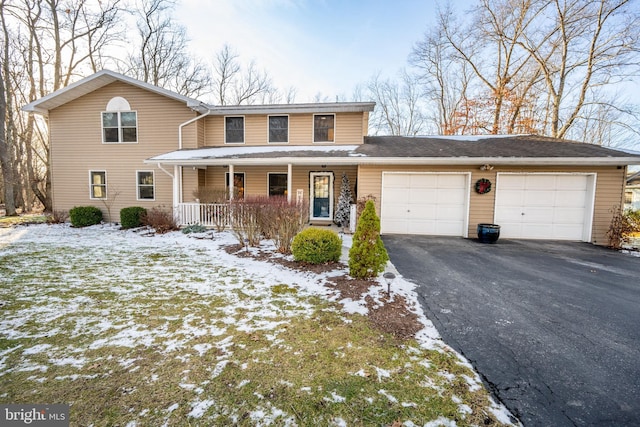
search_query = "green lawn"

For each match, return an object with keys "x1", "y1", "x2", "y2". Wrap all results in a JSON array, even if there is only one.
[{"x1": 0, "y1": 224, "x2": 514, "y2": 426}]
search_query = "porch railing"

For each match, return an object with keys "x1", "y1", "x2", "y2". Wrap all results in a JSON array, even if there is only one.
[{"x1": 175, "y1": 203, "x2": 231, "y2": 228}]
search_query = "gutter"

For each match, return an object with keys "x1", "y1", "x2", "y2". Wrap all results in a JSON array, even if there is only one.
[{"x1": 144, "y1": 156, "x2": 640, "y2": 167}]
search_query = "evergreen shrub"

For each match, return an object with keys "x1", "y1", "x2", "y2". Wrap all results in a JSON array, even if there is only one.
[
  {"x1": 348, "y1": 200, "x2": 389, "y2": 279},
  {"x1": 120, "y1": 207, "x2": 147, "y2": 229},
  {"x1": 69, "y1": 206, "x2": 103, "y2": 227},
  {"x1": 291, "y1": 227, "x2": 342, "y2": 264}
]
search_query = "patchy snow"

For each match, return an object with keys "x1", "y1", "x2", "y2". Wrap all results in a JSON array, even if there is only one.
[
  {"x1": 413, "y1": 134, "x2": 525, "y2": 142},
  {"x1": 0, "y1": 224, "x2": 517, "y2": 425},
  {"x1": 150, "y1": 145, "x2": 360, "y2": 161}
]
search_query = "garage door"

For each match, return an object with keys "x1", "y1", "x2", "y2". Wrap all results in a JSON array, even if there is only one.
[
  {"x1": 381, "y1": 173, "x2": 469, "y2": 236},
  {"x1": 494, "y1": 174, "x2": 594, "y2": 241}
]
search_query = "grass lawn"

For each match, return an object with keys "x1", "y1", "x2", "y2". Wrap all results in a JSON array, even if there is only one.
[{"x1": 0, "y1": 224, "x2": 515, "y2": 426}]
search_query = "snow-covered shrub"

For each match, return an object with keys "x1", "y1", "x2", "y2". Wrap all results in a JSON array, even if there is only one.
[
  {"x1": 69, "y1": 206, "x2": 103, "y2": 227},
  {"x1": 142, "y1": 206, "x2": 178, "y2": 234},
  {"x1": 348, "y1": 200, "x2": 389, "y2": 279},
  {"x1": 182, "y1": 224, "x2": 207, "y2": 234},
  {"x1": 292, "y1": 227, "x2": 342, "y2": 264},
  {"x1": 120, "y1": 206, "x2": 147, "y2": 229}
]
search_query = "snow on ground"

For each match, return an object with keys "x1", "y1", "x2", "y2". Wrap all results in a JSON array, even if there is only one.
[{"x1": 0, "y1": 223, "x2": 516, "y2": 425}]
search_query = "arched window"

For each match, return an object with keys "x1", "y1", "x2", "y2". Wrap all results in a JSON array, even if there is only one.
[{"x1": 102, "y1": 97, "x2": 137, "y2": 143}]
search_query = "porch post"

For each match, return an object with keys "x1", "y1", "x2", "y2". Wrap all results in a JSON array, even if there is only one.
[
  {"x1": 173, "y1": 165, "x2": 181, "y2": 207},
  {"x1": 287, "y1": 163, "x2": 292, "y2": 203},
  {"x1": 228, "y1": 164, "x2": 234, "y2": 200}
]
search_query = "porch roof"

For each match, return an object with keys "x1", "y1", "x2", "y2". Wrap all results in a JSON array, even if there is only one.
[{"x1": 145, "y1": 135, "x2": 640, "y2": 166}]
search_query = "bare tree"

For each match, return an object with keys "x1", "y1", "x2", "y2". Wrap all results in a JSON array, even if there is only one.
[
  {"x1": 212, "y1": 44, "x2": 277, "y2": 105},
  {"x1": 410, "y1": 16, "x2": 474, "y2": 134},
  {"x1": 0, "y1": 50, "x2": 16, "y2": 216},
  {"x1": 125, "y1": 0, "x2": 210, "y2": 98},
  {"x1": 518, "y1": 0, "x2": 640, "y2": 139},
  {"x1": 1, "y1": 0, "x2": 124, "y2": 212},
  {"x1": 366, "y1": 69, "x2": 429, "y2": 136}
]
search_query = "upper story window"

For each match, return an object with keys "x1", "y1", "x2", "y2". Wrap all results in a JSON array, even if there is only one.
[
  {"x1": 268, "y1": 115, "x2": 288, "y2": 143},
  {"x1": 314, "y1": 114, "x2": 335, "y2": 142},
  {"x1": 225, "y1": 116, "x2": 244, "y2": 144},
  {"x1": 102, "y1": 97, "x2": 137, "y2": 143}
]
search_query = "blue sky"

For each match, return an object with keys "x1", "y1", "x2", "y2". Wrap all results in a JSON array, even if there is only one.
[{"x1": 174, "y1": 0, "x2": 459, "y2": 101}]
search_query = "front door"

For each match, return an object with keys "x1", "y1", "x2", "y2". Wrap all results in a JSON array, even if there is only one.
[{"x1": 310, "y1": 172, "x2": 334, "y2": 220}]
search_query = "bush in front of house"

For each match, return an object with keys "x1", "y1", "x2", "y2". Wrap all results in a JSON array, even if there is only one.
[
  {"x1": 292, "y1": 227, "x2": 342, "y2": 264},
  {"x1": 182, "y1": 224, "x2": 207, "y2": 234},
  {"x1": 69, "y1": 206, "x2": 103, "y2": 227},
  {"x1": 46, "y1": 210, "x2": 69, "y2": 224},
  {"x1": 120, "y1": 207, "x2": 147, "y2": 229},
  {"x1": 607, "y1": 207, "x2": 640, "y2": 249},
  {"x1": 142, "y1": 206, "x2": 179, "y2": 234},
  {"x1": 348, "y1": 200, "x2": 389, "y2": 279}
]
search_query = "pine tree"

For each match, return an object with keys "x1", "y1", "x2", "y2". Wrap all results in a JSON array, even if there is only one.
[
  {"x1": 348, "y1": 200, "x2": 389, "y2": 279},
  {"x1": 334, "y1": 172, "x2": 353, "y2": 228}
]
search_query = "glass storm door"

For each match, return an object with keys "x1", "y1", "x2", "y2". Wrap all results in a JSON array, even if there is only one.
[{"x1": 310, "y1": 172, "x2": 333, "y2": 220}]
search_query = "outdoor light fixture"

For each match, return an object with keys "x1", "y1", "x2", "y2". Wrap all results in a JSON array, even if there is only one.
[
  {"x1": 383, "y1": 272, "x2": 396, "y2": 296},
  {"x1": 480, "y1": 164, "x2": 494, "y2": 171}
]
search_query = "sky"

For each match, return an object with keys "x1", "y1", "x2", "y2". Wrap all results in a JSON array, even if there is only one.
[{"x1": 173, "y1": 0, "x2": 459, "y2": 102}]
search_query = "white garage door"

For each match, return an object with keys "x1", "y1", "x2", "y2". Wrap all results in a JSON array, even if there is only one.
[
  {"x1": 494, "y1": 173, "x2": 594, "y2": 241},
  {"x1": 381, "y1": 173, "x2": 469, "y2": 236}
]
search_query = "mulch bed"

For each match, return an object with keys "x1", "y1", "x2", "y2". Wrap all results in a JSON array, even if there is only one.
[{"x1": 224, "y1": 244, "x2": 424, "y2": 340}]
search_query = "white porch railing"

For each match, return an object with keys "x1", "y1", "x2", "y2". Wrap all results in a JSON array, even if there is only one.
[{"x1": 175, "y1": 203, "x2": 231, "y2": 227}]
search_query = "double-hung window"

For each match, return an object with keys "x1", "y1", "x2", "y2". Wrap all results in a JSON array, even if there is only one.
[
  {"x1": 225, "y1": 117, "x2": 244, "y2": 144},
  {"x1": 313, "y1": 114, "x2": 335, "y2": 142},
  {"x1": 268, "y1": 173, "x2": 288, "y2": 197},
  {"x1": 137, "y1": 171, "x2": 155, "y2": 200},
  {"x1": 102, "y1": 111, "x2": 137, "y2": 143},
  {"x1": 90, "y1": 171, "x2": 107, "y2": 199},
  {"x1": 268, "y1": 116, "x2": 288, "y2": 143}
]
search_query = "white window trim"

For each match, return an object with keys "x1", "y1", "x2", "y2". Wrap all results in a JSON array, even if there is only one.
[
  {"x1": 312, "y1": 113, "x2": 336, "y2": 143},
  {"x1": 309, "y1": 171, "x2": 334, "y2": 220},
  {"x1": 224, "y1": 116, "x2": 245, "y2": 144},
  {"x1": 101, "y1": 110, "x2": 138, "y2": 144},
  {"x1": 89, "y1": 170, "x2": 107, "y2": 200},
  {"x1": 267, "y1": 171, "x2": 289, "y2": 197},
  {"x1": 267, "y1": 114, "x2": 289, "y2": 144},
  {"x1": 136, "y1": 170, "x2": 155, "y2": 201}
]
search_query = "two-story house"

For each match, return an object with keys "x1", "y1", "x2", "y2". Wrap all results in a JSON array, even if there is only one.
[{"x1": 24, "y1": 70, "x2": 640, "y2": 245}]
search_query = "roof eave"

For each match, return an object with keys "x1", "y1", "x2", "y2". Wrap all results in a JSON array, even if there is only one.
[{"x1": 145, "y1": 156, "x2": 640, "y2": 167}]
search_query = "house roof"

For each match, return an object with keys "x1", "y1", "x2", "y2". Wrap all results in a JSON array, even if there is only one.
[
  {"x1": 627, "y1": 171, "x2": 640, "y2": 186},
  {"x1": 145, "y1": 134, "x2": 640, "y2": 166},
  {"x1": 21, "y1": 69, "x2": 375, "y2": 116},
  {"x1": 22, "y1": 70, "x2": 208, "y2": 115}
]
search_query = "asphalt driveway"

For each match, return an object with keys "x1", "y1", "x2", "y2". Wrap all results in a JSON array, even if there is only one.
[{"x1": 383, "y1": 236, "x2": 640, "y2": 427}]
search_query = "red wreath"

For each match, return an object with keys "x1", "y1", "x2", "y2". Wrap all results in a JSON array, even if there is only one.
[{"x1": 475, "y1": 178, "x2": 492, "y2": 194}]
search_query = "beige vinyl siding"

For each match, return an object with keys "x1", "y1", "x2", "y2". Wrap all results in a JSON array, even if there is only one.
[
  {"x1": 201, "y1": 165, "x2": 357, "y2": 207},
  {"x1": 357, "y1": 164, "x2": 625, "y2": 245},
  {"x1": 201, "y1": 112, "x2": 365, "y2": 147},
  {"x1": 48, "y1": 81, "x2": 195, "y2": 221}
]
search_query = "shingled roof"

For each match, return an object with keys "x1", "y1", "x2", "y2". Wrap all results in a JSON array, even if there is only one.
[
  {"x1": 146, "y1": 134, "x2": 640, "y2": 166},
  {"x1": 359, "y1": 135, "x2": 636, "y2": 158}
]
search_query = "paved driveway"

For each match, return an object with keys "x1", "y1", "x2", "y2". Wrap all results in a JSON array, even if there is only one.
[{"x1": 383, "y1": 236, "x2": 640, "y2": 427}]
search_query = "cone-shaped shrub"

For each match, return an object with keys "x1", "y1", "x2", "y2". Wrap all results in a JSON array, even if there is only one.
[{"x1": 348, "y1": 200, "x2": 389, "y2": 279}]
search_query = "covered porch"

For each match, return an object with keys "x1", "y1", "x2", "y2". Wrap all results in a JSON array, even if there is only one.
[{"x1": 145, "y1": 146, "x2": 358, "y2": 227}]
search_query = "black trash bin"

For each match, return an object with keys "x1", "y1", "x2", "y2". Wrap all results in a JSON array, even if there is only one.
[{"x1": 477, "y1": 223, "x2": 500, "y2": 243}]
